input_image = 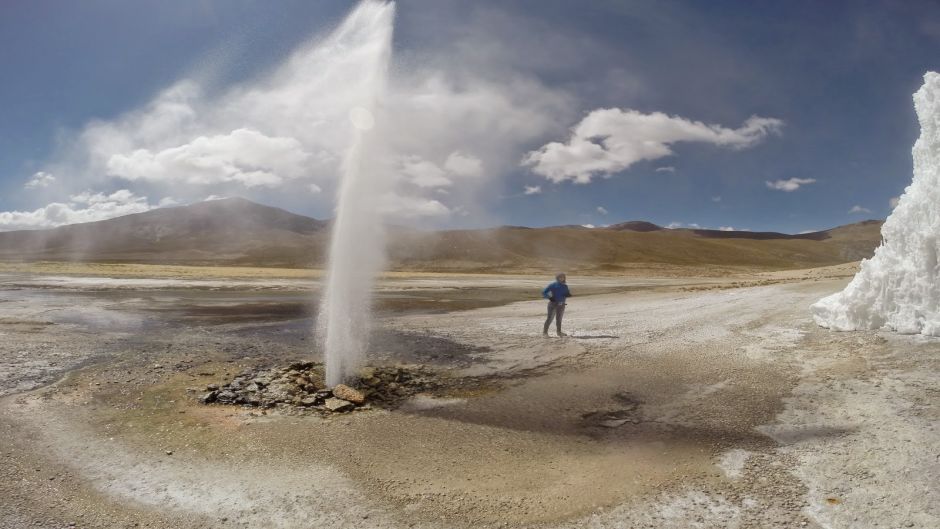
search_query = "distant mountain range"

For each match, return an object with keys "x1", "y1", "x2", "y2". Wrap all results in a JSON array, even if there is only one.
[{"x1": 0, "y1": 197, "x2": 884, "y2": 272}]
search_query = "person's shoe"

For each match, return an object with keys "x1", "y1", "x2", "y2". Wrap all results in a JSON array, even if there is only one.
[
  {"x1": 542, "y1": 331, "x2": 549, "y2": 336},
  {"x1": 557, "y1": 331, "x2": 568, "y2": 337}
]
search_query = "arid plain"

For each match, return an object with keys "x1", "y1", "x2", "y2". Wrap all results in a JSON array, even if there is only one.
[{"x1": 1, "y1": 262, "x2": 937, "y2": 529}]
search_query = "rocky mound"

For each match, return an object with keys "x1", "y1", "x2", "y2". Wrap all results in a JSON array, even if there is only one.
[{"x1": 200, "y1": 361, "x2": 441, "y2": 414}]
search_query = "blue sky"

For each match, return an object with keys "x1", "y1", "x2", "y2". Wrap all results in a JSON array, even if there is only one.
[{"x1": 2, "y1": 0, "x2": 939, "y2": 233}]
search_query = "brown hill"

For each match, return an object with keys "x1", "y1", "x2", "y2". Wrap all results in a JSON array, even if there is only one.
[
  {"x1": 606, "y1": 221, "x2": 663, "y2": 232},
  {"x1": 0, "y1": 198, "x2": 329, "y2": 267},
  {"x1": 0, "y1": 198, "x2": 884, "y2": 272}
]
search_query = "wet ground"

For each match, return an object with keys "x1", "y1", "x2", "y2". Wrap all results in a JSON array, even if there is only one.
[{"x1": 1, "y1": 268, "x2": 938, "y2": 528}]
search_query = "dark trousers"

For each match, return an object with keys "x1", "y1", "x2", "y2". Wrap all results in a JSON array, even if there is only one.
[{"x1": 544, "y1": 301, "x2": 566, "y2": 334}]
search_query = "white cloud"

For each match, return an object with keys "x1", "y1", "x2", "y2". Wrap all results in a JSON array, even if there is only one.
[
  {"x1": 581, "y1": 224, "x2": 596, "y2": 229},
  {"x1": 666, "y1": 222, "x2": 704, "y2": 230},
  {"x1": 523, "y1": 109, "x2": 782, "y2": 183},
  {"x1": 378, "y1": 194, "x2": 451, "y2": 218},
  {"x1": 443, "y1": 151, "x2": 483, "y2": 178},
  {"x1": 204, "y1": 195, "x2": 227, "y2": 201},
  {"x1": 766, "y1": 177, "x2": 816, "y2": 192},
  {"x1": 849, "y1": 205, "x2": 872, "y2": 214},
  {"x1": 523, "y1": 185, "x2": 542, "y2": 195},
  {"x1": 308, "y1": 183, "x2": 323, "y2": 194},
  {"x1": 654, "y1": 166, "x2": 676, "y2": 173},
  {"x1": 0, "y1": 190, "x2": 163, "y2": 231},
  {"x1": 889, "y1": 196, "x2": 900, "y2": 208},
  {"x1": 106, "y1": 128, "x2": 310, "y2": 188},
  {"x1": 596, "y1": 206, "x2": 609, "y2": 215},
  {"x1": 719, "y1": 226, "x2": 736, "y2": 231},
  {"x1": 24, "y1": 171, "x2": 57, "y2": 189},
  {"x1": 17, "y1": 2, "x2": 577, "y2": 227},
  {"x1": 398, "y1": 156, "x2": 452, "y2": 188}
]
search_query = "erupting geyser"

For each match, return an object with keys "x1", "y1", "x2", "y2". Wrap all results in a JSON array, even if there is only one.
[
  {"x1": 812, "y1": 72, "x2": 940, "y2": 336},
  {"x1": 318, "y1": 1, "x2": 396, "y2": 386}
]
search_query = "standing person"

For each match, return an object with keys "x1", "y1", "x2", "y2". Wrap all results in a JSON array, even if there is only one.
[{"x1": 542, "y1": 273, "x2": 572, "y2": 336}]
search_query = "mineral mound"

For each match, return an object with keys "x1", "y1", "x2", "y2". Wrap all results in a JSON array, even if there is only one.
[{"x1": 200, "y1": 361, "x2": 441, "y2": 414}]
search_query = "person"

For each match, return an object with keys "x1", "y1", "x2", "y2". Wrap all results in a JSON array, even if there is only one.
[{"x1": 542, "y1": 273, "x2": 572, "y2": 336}]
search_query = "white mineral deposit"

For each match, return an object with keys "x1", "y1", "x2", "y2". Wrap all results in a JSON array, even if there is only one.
[{"x1": 813, "y1": 72, "x2": 940, "y2": 336}]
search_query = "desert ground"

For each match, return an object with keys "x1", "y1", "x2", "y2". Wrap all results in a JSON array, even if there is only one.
[{"x1": 1, "y1": 263, "x2": 937, "y2": 529}]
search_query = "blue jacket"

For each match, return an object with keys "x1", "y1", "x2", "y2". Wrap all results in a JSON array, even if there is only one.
[{"x1": 542, "y1": 281, "x2": 571, "y2": 303}]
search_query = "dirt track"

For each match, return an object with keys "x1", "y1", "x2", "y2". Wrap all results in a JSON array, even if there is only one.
[{"x1": 1, "y1": 269, "x2": 937, "y2": 528}]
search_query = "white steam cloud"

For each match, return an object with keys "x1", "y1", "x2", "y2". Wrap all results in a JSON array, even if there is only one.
[{"x1": 3, "y1": 11, "x2": 573, "y2": 231}]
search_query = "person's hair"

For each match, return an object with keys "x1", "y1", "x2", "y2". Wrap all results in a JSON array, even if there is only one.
[{"x1": 556, "y1": 272, "x2": 566, "y2": 280}]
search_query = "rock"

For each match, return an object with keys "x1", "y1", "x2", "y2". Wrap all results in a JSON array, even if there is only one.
[
  {"x1": 299, "y1": 397, "x2": 318, "y2": 406},
  {"x1": 200, "y1": 391, "x2": 218, "y2": 404},
  {"x1": 289, "y1": 361, "x2": 315, "y2": 371},
  {"x1": 332, "y1": 384, "x2": 366, "y2": 404},
  {"x1": 324, "y1": 398, "x2": 355, "y2": 412},
  {"x1": 216, "y1": 390, "x2": 237, "y2": 403},
  {"x1": 358, "y1": 367, "x2": 376, "y2": 379},
  {"x1": 206, "y1": 383, "x2": 219, "y2": 391},
  {"x1": 599, "y1": 419, "x2": 630, "y2": 428}
]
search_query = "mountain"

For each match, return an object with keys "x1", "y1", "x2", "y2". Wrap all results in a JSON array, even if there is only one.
[
  {"x1": 0, "y1": 198, "x2": 329, "y2": 267},
  {"x1": 606, "y1": 221, "x2": 663, "y2": 232},
  {"x1": 0, "y1": 198, "x2": 885, "y2": 272}
]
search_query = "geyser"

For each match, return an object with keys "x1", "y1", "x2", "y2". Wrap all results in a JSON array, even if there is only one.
[
  {"x1": 318, "y1": 1, "x2": 396, "y2": 386},
  {"x1": 812, "y1": 72, "x2": 940, "y2": 336}
]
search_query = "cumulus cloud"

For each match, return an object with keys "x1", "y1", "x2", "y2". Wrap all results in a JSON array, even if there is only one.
[
  {"x1": 396, "y1": 151, "x2": 488, "y2": 189},
  {"x1": 398, "y1": 155, "x2": 452, "y2": 188},
  {"x1": 106, "y1": 128, "x2": 310, "y2": 188},
  {"x1": 443, "y1": 151, "x2": 483, "y2": 178},
  {"x1": 889, "y1": 196, "x2": 900, "y2": 208},
  {"x1": 849, "y1": 205, "x2": 872, "y2": 214},
  {"x1": 596, "y1": 206, "x2": 608, "y2": 215},
  {"x1": 523, "y1": 185, "x2": 542, "y2": 195},
  {"x1": 10, "y1": 3, "x2": 579, "y2": 228},
  {"x1": 582, "y1": 224, "x2": 596, "y2": 229},
  {"x1": 53, "y1": 37, "x2": 568, "y2": 224},
  {"x1": 766, "y1": 177, "x2": 816, "y2": 192},
  {"x1": 654, "y1": 166, "x2": 676, "y2": 173},
  {"x1": 24, "y1": 171, "x2": 57, "y2": 189},
  {"x1": 0, "y1": 190, "x2": 163, "y2": 231},
  {"x1": 666, "y1": 222, "x2": 703, "y2": 229},
  {"x1": 378, "y1": 193, "x2": 451, "y2": 218},
  {"x1": 523, "y1": 109, "x2": 782, "y2": 183}
]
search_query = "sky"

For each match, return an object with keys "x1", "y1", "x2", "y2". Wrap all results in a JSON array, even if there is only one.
[{"x1": 2, "y1": 0, "x2": 939, "y2": 233}]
